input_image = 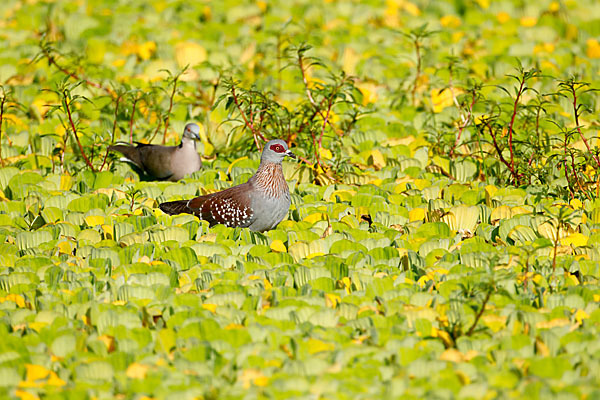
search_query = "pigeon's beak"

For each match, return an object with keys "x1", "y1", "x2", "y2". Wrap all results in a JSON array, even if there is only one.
[
  {"x1": 285, "y1": 149, "x2": 296, "y2": 159},
  {"x1": 185, "y1": 129, "x2": 201, "y2": 141}
]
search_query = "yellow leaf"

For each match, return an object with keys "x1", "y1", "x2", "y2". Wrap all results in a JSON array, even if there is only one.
[
  {"x1": 98, "y1": 335, "x2": 115, "y2": 352},
  {"x1": 46, "y1": 371, "x2": 66, "y2": 387},
  {"x1": 84, "y1": 215, "x2": 105, "y2": 226},
  {"x1": 440, "y1": 15, "x2": 461, "y2": 28},
  {"x1": 328, "y1": 189, "x2": 356, "y2": 202},
  {"x1": 560, "y1": 233, "x2": 588, "y2": 247},
  {"x1": 112, "y1": 300, "x2": 126, "y2": 306},
  {"x1": 306, "y1": 252, "x2": 325, "y2": 260},
  {"x1": 15, "y1": 390, "x2": 39, "y2": 400},
  {"x1": 138, "y1": 41, "x2": 156, "y2": 60},
  {"x1": 431, "y1": 88, "x2": 461, "y2": 113},
  {"x1": 126, "y1": 362, "x2": 149, "y2": 379},
  {"x1": 439, "y1": 348, "x2": 464, "y2": 363},
  {"x1": 202, "y1": 303, "x2": 217, "y2": 313},
  {"x1": 319, "y1": 147, "x2": 333, "y2": 160},
  {"x1": 409, "y1": 208, "x2": 426, "y2": 222},
  {"x1": 533, "y1": 42, "x2": 555, "y2": 54},
  {"x1": 369, "y1": 149, "x2": 386, "y2": 169},
  {"x1": 341, "y1": 277, "x2": 352, "y2": 294},
  {"x1": 57, "y1": 240, "x2": 73, "y2": 255},
  {"x1": 481, "y1": 314, "x2": 507, "y2": 332},
  {"x1": 496, "y1": 12, "x2": 510, "y2": 24},
  {"x1": 490, "y1": 205, "x2": 511, "y2": 223},
  {"x1": 566, "y1": 24, "x2": 578, "y2": 40},
  {"x1": 263, "y1": 278, "x2": 272, "y2": 290},
  {"x1": 417, "y1": 274, "x2": 432, "y2": 288},
  {"x1": 202, "y1": 141, "x2": 214, "y2": 156},
  {"x1": 303, "y1": 212, "x2": 327, "y2": 224},
  {"x1": 60, "y1": 174, "x2": 73, "y2": 190},
  {"x1": 256, "y1": 0, "x2": 267, "y2": 12},
  {"x1": 404, "y1": 1, "x2": 420, "y2": 16},
  {"x1": 586, "y1": 39, "x2": 600, "y2": 59},
  {"x1": 28, "y1": 322, "x2": 48, "y2": 332},
  {"x1": 355, "y1": 82, "x2": 378, "y2": 105},
  {"x1": 536, "y1": 318, "x2": 570, "y2": 329},
  {"x1": 452, "y1": 32, "x2": 465, "y2": 43},
  {"x1": 253, "y1": 376, "x2": 269, "y2": 387},
  {"x1": 240, "y1": 369, "x2": 267, "y2": 389},
  {"x1": 475, "y1": 0, "x2": 490, "y2": 8},
  {"x1": 0, "y1": 294, "x2": 26, "y2": 308},
  {"x1": 225, "y1": 323, "x2": 244, "y2": 330},
  {"x1": 175, "y1": 41, "x2": 207, "y2": 67},
  {"x1": 101, "y1": 224, "x2": 113, "y2": 240},
  {"x1": 549, "y1": 1, "x2": 560, "y2": 11},
  {"x1": 536, "y1": 338, "x2": 550, "y2": 357},
  {"x1": 570, "y1": 198, "x2": 583, "y2": 209},
  {"x1": 25, "y1": 364, "x2": 50, "y2": 382},
  {"x1": 325, "y1": 293, "x2": 341, "y2": 308},
  {"x1": 574, "y1": 309, "x2": 589, "y2": 324},
  {"x1": 520, "y1": 16, "x2": 537, "y2": 27},
  {"x1": 432, "y1": 328, "x2": 453, "y2": 348},
  {"x1": 270, "y1": 239, "x2": 286, "y2": 253},
  {"x1": 307, "y1": 338, "x2": 335, "y2": 354}
]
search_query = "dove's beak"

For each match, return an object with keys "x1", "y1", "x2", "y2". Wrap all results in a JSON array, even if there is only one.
[{"x1": 285, "y1": 150, "x2": 296, "y2": 159}]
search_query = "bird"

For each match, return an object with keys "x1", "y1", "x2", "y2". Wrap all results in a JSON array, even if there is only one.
[
  {"x1": 108, "y1": 123, "x2": 202, "y2": 181},
  {"x1": 159, "y1": 139, "x2": 295, "y2": 232}
]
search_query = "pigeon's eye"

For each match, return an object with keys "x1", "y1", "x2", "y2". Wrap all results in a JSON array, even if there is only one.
[{"x1": 270, "y1": 144, "x2": 285, "y2": 153}]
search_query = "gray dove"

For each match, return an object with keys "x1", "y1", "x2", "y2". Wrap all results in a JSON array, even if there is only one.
[{"x1": 109, "y1": 123, "x2": 202, "y2": 181}]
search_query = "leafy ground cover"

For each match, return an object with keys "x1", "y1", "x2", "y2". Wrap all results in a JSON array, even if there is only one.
[{"x1": 1, "y1": 0, "x2": 600, "y2": 398}]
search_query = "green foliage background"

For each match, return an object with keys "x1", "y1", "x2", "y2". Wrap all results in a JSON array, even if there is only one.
[{"x1": 1, "y1": 0, "x2": 600, "y2": 398}]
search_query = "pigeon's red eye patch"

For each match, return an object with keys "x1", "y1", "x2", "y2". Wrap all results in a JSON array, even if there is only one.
[{"x1": 270, "y1": 144, "x2": 285, "y2": 153}]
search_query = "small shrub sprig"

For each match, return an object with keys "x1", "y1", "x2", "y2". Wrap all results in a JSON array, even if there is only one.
[{"x1": 216, "y1": 44, "x2": 365, "y2": 183}]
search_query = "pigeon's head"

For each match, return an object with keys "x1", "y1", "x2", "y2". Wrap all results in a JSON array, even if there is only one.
[
  {"x1": 182, "y1": 123, "x2": 201, "y2": 141},
  {"x1": 261, "y1": 139, "x2": 295, "y2": 164}
]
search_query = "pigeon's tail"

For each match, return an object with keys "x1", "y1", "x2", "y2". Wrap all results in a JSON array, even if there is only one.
[
  {"x1": 108, "y1": 144, "x2": 142, "y2": 168},
  {"x1": 159, "y1": 200, "x2": 192, "y2": 216}
]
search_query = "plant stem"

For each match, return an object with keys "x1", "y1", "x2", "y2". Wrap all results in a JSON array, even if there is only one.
[
  {"x1": 230, "y1": 85, "x2": 265, "y2": 150},
  {"x1": 162, "y1": 75, "x2": 180, "y2": 144},
  {"x1": 42, "y1": 46, "x2": 114, "y2": 97},
  {"x1": 63, "y1": 90, "x2": 95, "y2": 172},
  {"x1": 450, "y1": 90, "x2": 477, "y2": 158},
  {"x1": 411, "y1": 38, "x2": 422, "y2": 106},
  {"x1": 485, "y1": 120, "x2": 518, "y2": 183},
  {"x1": 506, "y1": 77, "x2": 525, "y2": 185},
  {"x1": 100, "y1": 94, "x2": 121, "y2": 171},
  {"x1": 569, "y1": 83, "x2": 600, "y2": 168},
  {"x1": 466, "y1": 288, "x2": 492, "y2": 336},
  {"x1": 0, "y1": 92, "x2": 5, "y2": 166},
  {"x1": 129, "y1": 97, "x2": 139, "y2": 144}
]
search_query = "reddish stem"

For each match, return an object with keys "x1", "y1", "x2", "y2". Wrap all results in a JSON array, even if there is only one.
[
  {"x1": 450, "y1": 90, "x2": 477, "y2": 158},
  {"x1": 570, "y1": 84, "x2": 600, "y2": 168},
  {"x1": 100, "y1": 94, "x2": 121, "y2": 171},
  {"x1": 507, "y1": 78, "x2": 525, "y2": 182},
  {"x1": 64, "y1": 91, "x2": 95, "y2": 172},
  {"x1": 230, "y1": 85, "x2": 265, "y2": 150},
  {"x1": 43, "y1": 47, "x2": 114, "y2": 97},
  {"x1": 129, "y1": 97, "x2": 139, "y2": 144},
  {"x1": 485, "y1": 120, "x2": 518, "y2": 184},
  {"x1": 411, "y1": 39, "x2": 422, "y2": 106},
  {"x1": 0, "y1": 94, "x2": 5, "y2": 166},
  {"x1": 162, "y1": 76, "x2": 180, "y2": 145}
]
